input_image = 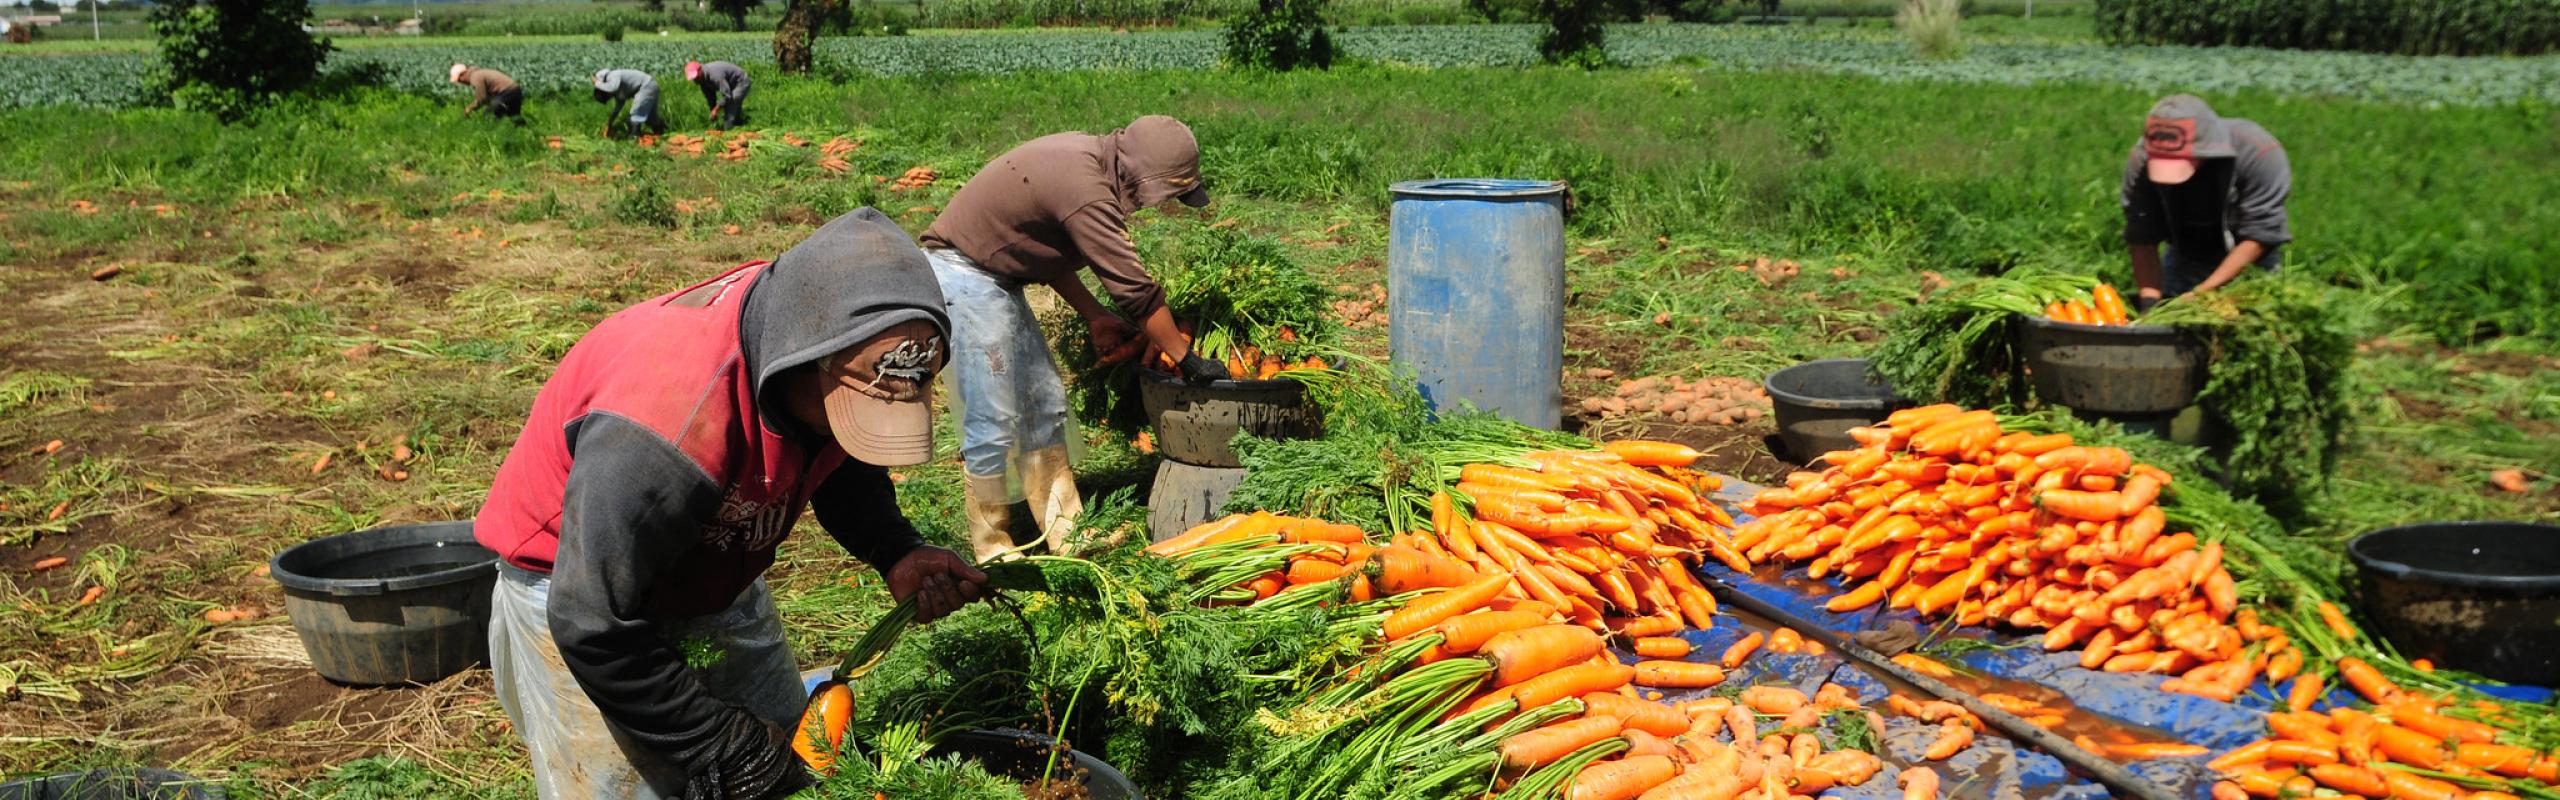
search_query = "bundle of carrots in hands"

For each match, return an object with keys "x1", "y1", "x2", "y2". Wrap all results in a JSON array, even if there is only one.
[
  {"x1": 1736, "y1": 405, "x2": 2280, "y2": 704},
  {"x1": 2043, "y1": 283, "x2": 2136, "y2": 326}
]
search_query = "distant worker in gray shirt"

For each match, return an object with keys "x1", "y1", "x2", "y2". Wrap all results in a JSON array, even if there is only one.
[
  {"x1": 450, "y1": 63, "x2": 525, "y2": 124},
  {"x1": 2119, "y1": 94, "x2": 2292, "y2": 309},
  {"x1": 687, "y1": 60, "x2": 752, "y2": 130},
  {"x1": 592, "y1": 68, "x2": 666, "y2": 139}
]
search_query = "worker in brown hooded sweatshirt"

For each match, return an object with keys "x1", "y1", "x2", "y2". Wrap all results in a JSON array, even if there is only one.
[{"x1": 917, "y1": 115, "x2": 1226, "y2": 561}]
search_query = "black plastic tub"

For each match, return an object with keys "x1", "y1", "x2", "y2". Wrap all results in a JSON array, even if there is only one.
[
  {"x1": 929, "y1": 729, "x2": 1140, "y2": 800},
  {"x1": 268, "y1": 521, "x2": 498, "y2": 686},
  {"x1": 1147, "y1": 460, "x2": 1249, "y2": 543},
  {"x1": 0, "y1": 769, "x2": 221, "y2": 799},
  {"x1": 1137, "y1": 366, "x2": 1319, "y2": 469},
  {"x1": 2016, "y1": 315, "x2": 2205, "y2": 416},
  {"x1": 2348, "y1": 522, "x2": 2560, "y2": 685},
  {"x1": 1764, "y1": 358, "x2": 1905, "y2": 462}
]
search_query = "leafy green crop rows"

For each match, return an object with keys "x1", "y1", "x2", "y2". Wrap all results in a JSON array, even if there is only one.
[
  {"x1": 8, "y1": 24, "x2": 2560, "y2": 109},
  {"x1": 2096, "y1": 0, "x2": 2560, "y2": 55}
]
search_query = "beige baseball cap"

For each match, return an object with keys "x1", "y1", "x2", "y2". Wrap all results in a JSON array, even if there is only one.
[{"x1": 816, "y1": 319, "x2": 945, "y2": 466}]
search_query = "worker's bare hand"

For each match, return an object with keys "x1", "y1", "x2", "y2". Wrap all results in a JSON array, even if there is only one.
[
  {"x1": 1089, "y1": 316, "x2": 1141, "y2": 364},
  {"x1": 886, "y1": 546, "x2": 988, "y2": 622}
]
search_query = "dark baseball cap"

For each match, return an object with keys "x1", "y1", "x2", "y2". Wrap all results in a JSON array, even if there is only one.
[{"x1": 2142, "y1": 95, "x2": 2234, "y2": 185}]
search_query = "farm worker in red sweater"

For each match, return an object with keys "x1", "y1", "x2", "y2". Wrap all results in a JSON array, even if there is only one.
[
  {"x1": 917, "y1": 115, "x2": 1227, "y2": 561},
  {"x1": 2120, "y1": 94, "x2": 2293, "y2": 309},
  {"x1": 475, "y1": 208, "x2": 988, "y2": 799}
]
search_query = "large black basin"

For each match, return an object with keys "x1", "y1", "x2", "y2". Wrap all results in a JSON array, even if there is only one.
[
  {"x1": 1765, "y1": 358, "x2": 1905, "y2": 461},
  {"x1": 2348, "y1": 521, "x2": 2560, "y2": 685},
  {"x1": 2016, "y1": 315, "x2": 2204, "y2": 416}
]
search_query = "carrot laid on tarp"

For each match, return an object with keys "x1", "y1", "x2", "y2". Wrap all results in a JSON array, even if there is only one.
[
  {"x1": 1509, "y1": 662, "x2": 1639, "y2": 713},
  {"x1": 2286, "y1": 672, "x2": 2325, "y2": 712},
  {"x1": 2317, "y1": 601, "x2": 2359, "y2": 640},
  {"x1": 1603, "y1": 440, "x2": 1705, "y2": 468},
  {"x1": 1368, "y1": 545, "x2": 1482, "y2": 595},
  {"x1": 1722, "y1": 632, "x2": 1764, "y2": 668},
  {"x1": 1631, "y1": 660, "x2": 1726, "y2": 689},
  {"x1": 1436, "y1": 610, "x2": 1553, "y2": 654},
  {"x1": 1383, "y1": 573, "x2": 1511, "y2": 639},
  {"x1": 1583, "y1": 691, "x2": 1690, "y2": 737},
  {"x1": 1566, "y1": 754, "x2": 1678, "y2": 800},
  {"x1": 1483, "y1": 624, "x2": 1609, "y2": 686},
  {"x1": 1501, "y1": 714, "x2": 1626, "y2": 770},
  {"x1": 1631, "y1": 637, "x2": 1691, "y2": 659},
  {"x1": 2335, "y1": 657, "x2": 2402, "y2": 704}
]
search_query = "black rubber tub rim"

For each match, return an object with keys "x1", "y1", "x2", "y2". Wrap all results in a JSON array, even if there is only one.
[
  {"x1": 1136, "y1": 364, "x2": 1308, "y2": 393},
  {"x1": 1763, "y1": 358, "x2": 1903, "y2": 412},
  {"x1": 2349, "y1": 521, "x2": 2560, "y2": 591},
  {"x1": 2017, "y1": 313, "x2": 2183, "y2": 337},
  {"x1": 268, "y1": 521, "x2": 496, "y2": 598}
]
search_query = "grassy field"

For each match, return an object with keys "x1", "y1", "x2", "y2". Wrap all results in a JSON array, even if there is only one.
[{"x1": 0, "y1": 45, "x2": 2554, "y2": 797}]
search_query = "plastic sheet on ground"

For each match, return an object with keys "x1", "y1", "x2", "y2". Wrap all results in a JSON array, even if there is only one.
[{"x1": 1602, "y1": 474, "x2": 2553, "y2": 800}]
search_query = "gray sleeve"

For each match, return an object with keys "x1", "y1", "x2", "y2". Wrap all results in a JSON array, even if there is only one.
[
  {"x1": 717, "y1": 64, "x2": 751, "y2": 99},
  {"x1": 2228, "y1": 134, "x2": 2293, "y2": 247},
  {"x1": 810, "y1": 461, "x2": 926, "y2": 571},
  {"x1": 2120, "y1": 144, "x2": 2167, "y2": 246},
  {"x1": 547, "y1": 413, "x2": 771, "y2": 775}
]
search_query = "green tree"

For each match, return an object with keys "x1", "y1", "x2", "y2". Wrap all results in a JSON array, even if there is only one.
[
  {"x1": 146, "y1": 0, "x2": 335, "y2": 122},
  {"x1": 29, "y1": 0, "x2": 59, "y2": 11},
  {"x1": 774, "y1": 0, "x2": 836, "y2": 72},
  {"x1": 1538, "y1": 0, "x2": 1607, "y2": 66},
  {"x1": 1225, "y1": 0, "x2": 1335, "y2": 70},
  {"x1": 709, "y1": 0, "x2": 761, "y2": 30}
]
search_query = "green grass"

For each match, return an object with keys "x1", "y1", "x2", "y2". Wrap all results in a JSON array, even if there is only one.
[{"x1": 0, "y1": 50, "x2": 2553, "y2": 797}]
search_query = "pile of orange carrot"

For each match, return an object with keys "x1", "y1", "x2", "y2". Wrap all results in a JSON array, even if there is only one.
[
  {"x1": 1398, "y1": 440, "x2": 1739, "y2": 638},
  {"x1": 1385, "y1": 580, "x2": 1897, "y2": 799},
  {"x1": 2045, "y1": 284, "x2": 2135, "y2": 326},
  {"x1": 1736, "y1": 405, "x2": 2279, "y2": 703},
  {"x1": 2211, "y1": 655, "x2": 2551, "y2": 800}
]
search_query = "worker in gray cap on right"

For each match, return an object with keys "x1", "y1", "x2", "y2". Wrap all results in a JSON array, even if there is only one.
[{"x1": 2119, "y1": 94, "x2": 2292, "y2": 309}]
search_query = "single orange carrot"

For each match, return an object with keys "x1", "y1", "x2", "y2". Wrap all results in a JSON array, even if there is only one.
[
  {"x1": 1722, "y1": 632, "x2": 1765, "y2": 668},
  {"x1": 1482, "y1": 624, "x2": 1609, "y2": 686},
  {"x1": 1382, "y1": 572, "x2": 1510, "y2": 639},
  {"x1": 1632, "y1": 637, "x2": 1692, "y2": 659},
  {"x1": 1631, "y1": 660, "x2": 1727, "y2": 689},
  {"x1": 1501, "y1": 714, "x2": 1626, "y2": 770},
  {"x1": 1583, "y1": 691, "x2": 1690, "y2": 737}
]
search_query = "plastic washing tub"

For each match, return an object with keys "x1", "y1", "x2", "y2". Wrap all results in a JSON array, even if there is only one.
[
  {"x1": 1137, "y1": 366, "x2": 1318, "y2": 468},
  {"x1": 268, "y1": 521, "x2": 499, "y2": 685},
  {"x1": 1765, "y1": 358, "x2": 1905, "y2": 462},
  {"x1": 2349, "y1": 521, "x2": 2560, "y2": 685}
]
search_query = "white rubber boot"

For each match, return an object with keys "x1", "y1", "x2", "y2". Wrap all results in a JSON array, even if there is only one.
[
  {"x1": 964, "y1": 471, "x2": 1017, "y2": 562},
  {"x1": 1020, "y1": 445, "x2": 1086, "y2": 553}
]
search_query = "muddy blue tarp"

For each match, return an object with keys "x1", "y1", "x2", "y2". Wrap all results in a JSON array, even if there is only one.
[{"x1": 1611, "y1": 479, "x2": 2558, "y2": 800}]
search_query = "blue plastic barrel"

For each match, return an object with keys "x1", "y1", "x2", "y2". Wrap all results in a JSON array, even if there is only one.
[{"x1": 1387, "y1": 179, "x2": 1570, "y2": 429}]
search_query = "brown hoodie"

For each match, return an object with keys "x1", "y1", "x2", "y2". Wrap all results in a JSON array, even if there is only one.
[{"x1": 919, "y1": 116, "x2": 1208, "y2": 321}]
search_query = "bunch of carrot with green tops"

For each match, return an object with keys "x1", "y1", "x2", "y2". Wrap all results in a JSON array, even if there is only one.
[
  {"x1": 1392, "y1": 440, "x2": 1737, "y2": 639},
  {"x1": 2211, "y1": 649, "x2": 2558, "y2": 800}
]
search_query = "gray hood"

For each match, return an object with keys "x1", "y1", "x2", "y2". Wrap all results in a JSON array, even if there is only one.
[{"x1": 740, "y1": 207, "x2": 948, "y2": 438}]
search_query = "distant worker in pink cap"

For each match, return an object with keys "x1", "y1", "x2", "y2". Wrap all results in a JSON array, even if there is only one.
[
  {"x1": 449, "y1": 62, "x2": 525, "y2": 124},
  {"x1": 2119, "y1": 94, "x2": 2292, "y2": 308},
  {"x1": 687, "y1": 60, "x2": 752, "y2": 130}
]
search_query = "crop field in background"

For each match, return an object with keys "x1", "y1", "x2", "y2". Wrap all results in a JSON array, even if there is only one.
[
  {"x1": 1, "y1": 25, "x2": 2556, "y2": 799},
  {"x1": 8, "y1": 24, "x2": 2560, "y2": 108}
]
